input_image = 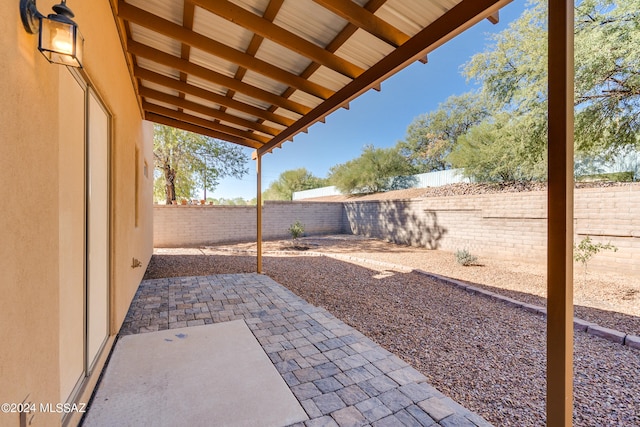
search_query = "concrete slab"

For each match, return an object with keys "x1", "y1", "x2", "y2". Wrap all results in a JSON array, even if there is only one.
[{"x1": 84, "y1": 320, "x2": 308, "y2": 427}]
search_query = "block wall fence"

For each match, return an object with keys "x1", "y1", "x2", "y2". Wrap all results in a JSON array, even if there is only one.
[
  {"x1": 154, "y1": 185, "x2": 640, "y2": 275},
  {"x1": 153, "y1": 201, "x2": 344, "y2": 247}
]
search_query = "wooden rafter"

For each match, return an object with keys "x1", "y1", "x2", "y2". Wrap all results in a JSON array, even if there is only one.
[
  {"x1": 146, "y1": 113, "x2": 262, "y2": 149},
  {"x1": 118, "y1": 1, "x2": 333, "y2": 101},
  {"x1": 144, "y1": 103, "x2": 269, "y2": 145},
  {"x1": 257, "y1": 0, "x2": 511, "y2": 155},
  {"x1": 144, "y1": 103, "x2": 270, "y2": 145},
  {"x1": 190, "y1": 0, "x2": 365, "y2": 79},
  {"x1": 178, "y1": 1, "x2": 195, "y2": 108},
  {"x1": 127, "y1": 40, "x2": 311, "y2": 115},
  {"x1": 268, "y1": 0, "x2": 389, "y2": 112},
  {"x1": 312, "y1": 0, "x2": 409, "y2": 47},
  {"x1": 139, "y1": 87, "x2": 281, "y2": 136},
  {"x1": 134, "y1": 67, "x2": 293, "y2": 127},
  {"x1": 112, "y1": 0, "x2": 512, "y2": 156}
]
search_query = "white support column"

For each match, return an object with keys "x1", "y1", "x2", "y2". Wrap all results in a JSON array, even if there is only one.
[{"x1": 547, "y1": 0, "x2": 574, "y2": 425}]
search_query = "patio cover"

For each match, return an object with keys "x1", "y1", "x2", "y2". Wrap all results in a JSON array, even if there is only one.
[
  {"x1": 110, "y1": 0, "x2": 509, "y2": 155},
  {"x1": 109, "y1": 1, "x2": 576, "y2": 425}
]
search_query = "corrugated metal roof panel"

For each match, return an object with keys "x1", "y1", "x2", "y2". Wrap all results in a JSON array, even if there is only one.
[
  {"x1": 228, "y1": 0, "x2": 270, "y2": 16},
  {"x1": 223, "y1": 108, "x2": 262, "y2": 124},
  {"x1": 241, "y1": 70, "x2": 289, "y2": 98},
  {"x1": 146, "y1": 99, "x2": 180, "y2": 111},
  {"x1": 129, "y1": 23, "x2": 182, "y2": 57},
  {"x1": 334, "y1": 29, "x2": 395, "y2": 70},
  {"x1": 288, "y1": 90, "x2": 324, "y2": 109},
  {"x1": 377, "y1": 0, "x2": 461, "y2": 37},
  {"x1": 272, "y1": 107, "x2": 303, "y2": 122},
  {"x1": 141, "y1": 81, "x2": 180, "y2": 97},
  {"x1": 189, "y1": 47, "x2": 239, "y2": 79},
  {"x1": 253, "y1": 39, "x2": 313, "y2": 76},
  {"x1": 274, "y1": 0, "x2": 348, "y2": 47},
  {"x1": 232, "y1": 92, "x2": 275, "y2": 111},
  {"x1": 307, "y1": 66, "x2": 353, "y2": 92},
  {"x1": 183, "y1": 94, "x2": 221, "y2": 111},
  {"x1": 182, "y1": 109, "x2": 218, "y2": 122},
  {"x1": 126, "y1": 0, "x2": 184, "y2": 25},
  {"x1": 136, "y1": 58, "x2": 180, "y2": 79},
  {"x1": 192, "y1": 6, "x2": 254, "y2": 53},
  {"x1": 186, "y1": 75, "x2": 229, "y2": 96},
  {"x1": 261, "y1": 120, "x2": 286, "y2": 131}
]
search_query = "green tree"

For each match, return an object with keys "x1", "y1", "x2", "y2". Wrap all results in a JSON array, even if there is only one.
[
  {"x1": 448, "y1": 113, "x2": 547, "y2": 182},
  {"x1": 461, "y1": 0, "x2": 640, "y2": 180},
  {"x1": 153, "y1": 125, "x2": 248, "y2": 204},
  {"x1": 397, "y1": 92, "x2": 490, "y2": 172},
  {"x1": 574, "y1": 0, "x2": 640, "y2": 153},
  {"x1": 328, "y1": 145, "x2": 414, "y2": 194},
  {"x1": 263, "y1": 168, "x2": 327, "y2": 200}
]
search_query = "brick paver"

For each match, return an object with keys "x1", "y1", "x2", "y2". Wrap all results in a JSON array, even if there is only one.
[{"x1": 120, "y1": 273, "x2": 492, "y2": 426}]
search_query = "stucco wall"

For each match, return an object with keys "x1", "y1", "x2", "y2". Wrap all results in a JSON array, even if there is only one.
[
  {"x1": 70, "y1": 0, "x2": 155, "y2": 333},
  {"x1": 0, "y1": 1, "x2": 153, "y2": 426},
  {"x1": 1, "y1": 3, "x2": 62, "y2": 425},
  {"x1": 154, "y1": 202, "x2": 345, "y2": 247}
]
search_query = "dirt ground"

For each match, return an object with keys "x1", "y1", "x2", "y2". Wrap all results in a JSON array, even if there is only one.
[{"x1": 203, "y1": 234, "x2": 640, "y2": 335}]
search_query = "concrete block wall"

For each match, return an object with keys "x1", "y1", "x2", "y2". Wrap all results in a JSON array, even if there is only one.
[
  {"x1": 153, "y1": 201, "x2": 344, "y2": 247},
  {"x1": 153, "y1": 185, "x2": 639, "y2": 275},
  {"x1": 343, "y1": 184, "x2": 640, "y2": 275},
  {"x1": 574, "y1": 185, "x2": 640, "y2": 273},
  {"x1": 343, "y1": 192, "x2": 547, "y2": 259}
]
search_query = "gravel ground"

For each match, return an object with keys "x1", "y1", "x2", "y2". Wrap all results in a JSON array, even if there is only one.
[{"x1": 143, "y1": 236, "x2": 640, "y2": 426}]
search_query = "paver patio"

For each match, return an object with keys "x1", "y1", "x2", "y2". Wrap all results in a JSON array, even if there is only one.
[{"x1": 108, "y1": 273, "x2": 492, "y2": 426}]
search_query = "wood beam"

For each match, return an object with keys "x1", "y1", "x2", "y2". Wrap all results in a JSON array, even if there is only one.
[
  {"x1": 270, "y1": 0, "x2": 389, "y2": 110},
  {"x1": 546, "y1": 0, "x2": 574, "y2": 425},
  {"x1": 118, "y1": 1, "x2": 333, "y2": 100},
  {"x1": 178, "y1": 1, "x2": 196, "y2": 104},
  {"x1": 312, "y1": 0, "x2": 409, "y2": 47},
  {"x1": 257, "y1": 0, "x2": 512, "y2": 155},
  {"x1": 143, "y1": 103, "x2": 270, "y2": 145},
  {"x1": 487, "y1": 11, "x2": 500, "y2": 24},
  {"x1": 139, "y1": 87, "x2": 280, "y2": 136},
  {"x1": 134, "y1": 67, "x2": 294, "y2": 127},
  {"x1": 127, "y1": 40, "x2": 311, "y2": 115},
  {"x1": 190, "y1": 0, "x2": 365, "y2": 79},
  {"x1": 256, "y1": 154, "x2": 263, "y2": 274},
  {"x1": 146, "y1": 113, "x2": 262, "y2": 149}
]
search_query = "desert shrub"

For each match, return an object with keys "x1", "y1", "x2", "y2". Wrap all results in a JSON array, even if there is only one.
[
  {"x1": 455, "y1": 249, "x2": 478, "y2": 266},
  {"x1": 288, "y1": 221, "x2": 305, "y2": 241},
  {"x1": 574, "y1": 236, "x2": 617, "y2": 277}
]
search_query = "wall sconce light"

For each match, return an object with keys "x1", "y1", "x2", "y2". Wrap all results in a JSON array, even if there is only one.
[{"x1": 20, "y1": 0, "x2": 83, "y2": 68}]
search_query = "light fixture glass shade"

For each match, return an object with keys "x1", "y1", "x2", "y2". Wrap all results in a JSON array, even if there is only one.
[{"x1": 38, "y1": 17, "x2": 83, "y2": 67}]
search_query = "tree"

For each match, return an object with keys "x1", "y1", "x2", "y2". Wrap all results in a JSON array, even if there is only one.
[
  {"x1": 153, "y1": 125, "x2": 248, "y2": 204},
  {"x1": 262, "y1": 168, "x2": 327, "y2": 201},
  {"x1": 328, "y1": 145, "x2": 414, "y2": 194},
  {"x1": 573, "y1": 0, "x2": 640, "y2": 154},
  {"x1": 397, "y1": 92, "x2": 490, "y2": 172},
  {"x1": 461, "y1": 0, "x2": 640, "y2": 179},
  {"x1": 447, "y1": 113, "x2": 547, "y2": 182}
]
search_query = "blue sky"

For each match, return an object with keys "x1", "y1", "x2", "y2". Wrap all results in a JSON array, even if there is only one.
[{"x1": 210, "y1": 0, "x2": 526, "y2": 200}]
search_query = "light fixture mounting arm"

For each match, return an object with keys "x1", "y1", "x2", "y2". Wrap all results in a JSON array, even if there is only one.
[{"x1": 20, "y1": 0, "x2": 44, "y2": 34}]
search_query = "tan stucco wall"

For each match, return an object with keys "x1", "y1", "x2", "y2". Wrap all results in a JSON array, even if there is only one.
[
  {"x1": 0, "y1": 1, "x2": 153, "y2": 425},
  {"x1": 71, "y1": 0, "x2": 154, "y2": 332}
]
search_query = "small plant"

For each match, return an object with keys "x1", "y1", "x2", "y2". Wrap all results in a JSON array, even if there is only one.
[
  {"x1": 288, "y1": 220, "x2": 305, "y2": 241},
  {"x1": 574, "y1": 236, "x2": 617, "y2": 278},
  {"x1": 455, "y1": 248, "x2": 478, "y2": 266}
]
